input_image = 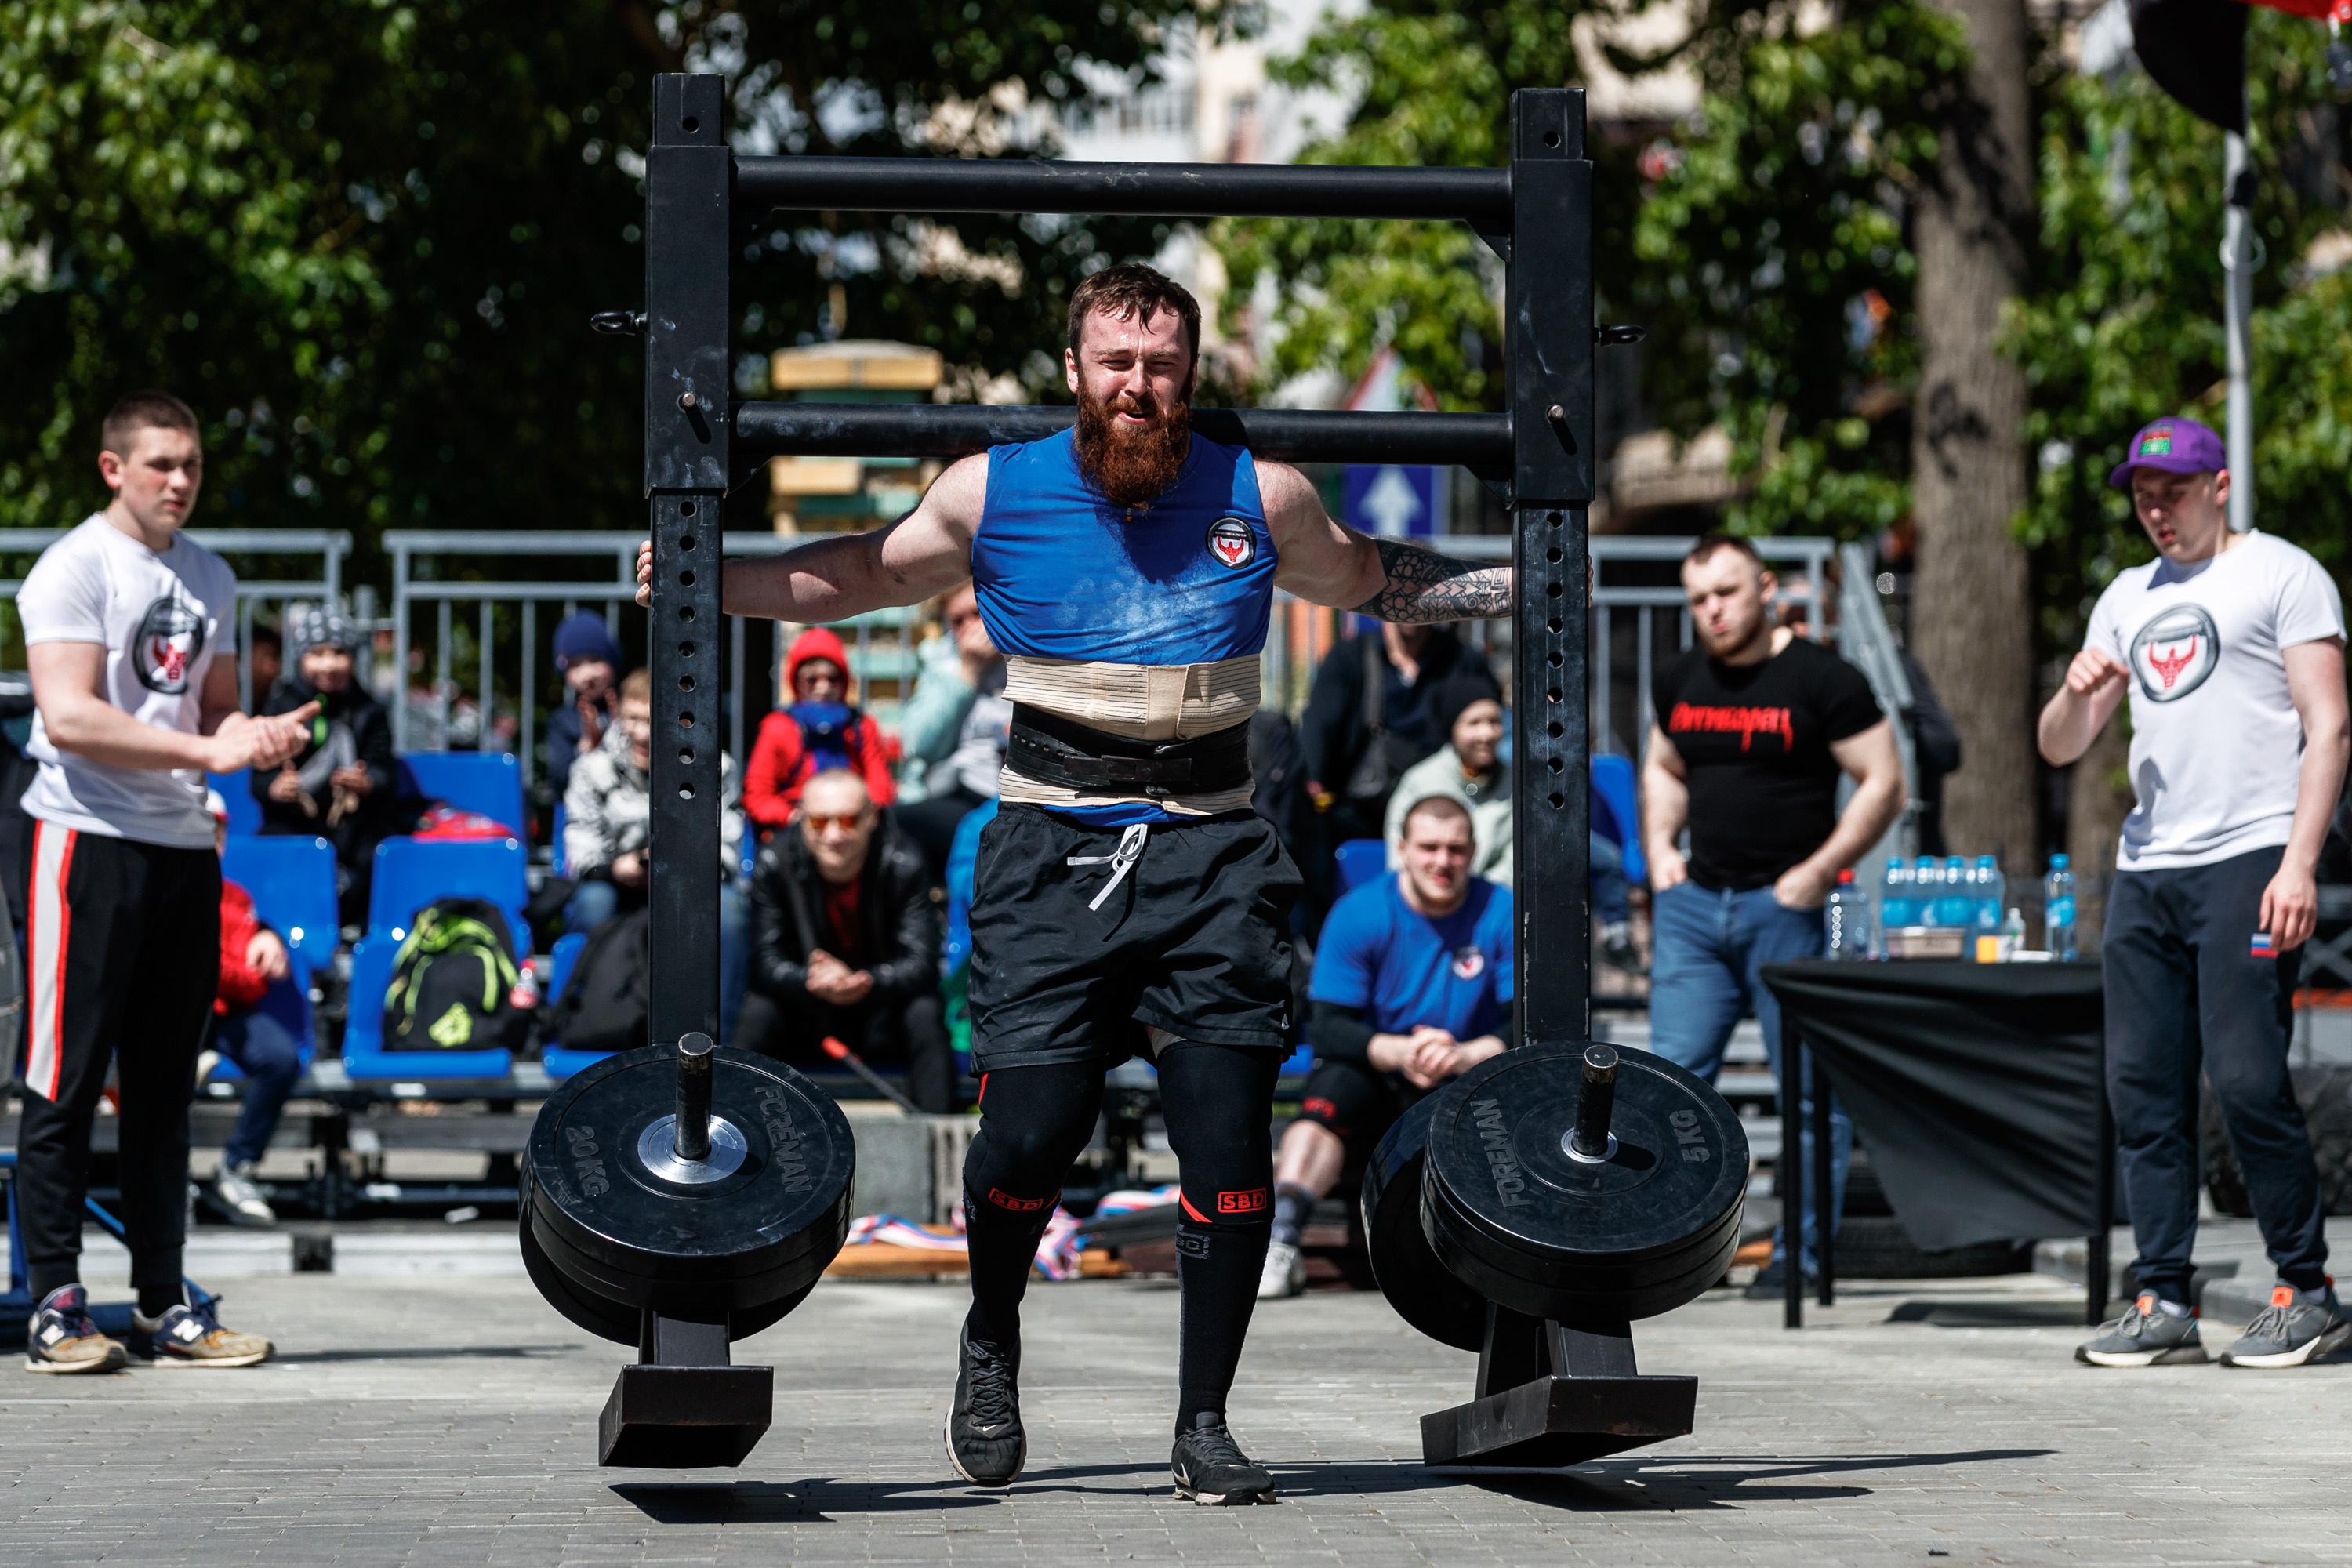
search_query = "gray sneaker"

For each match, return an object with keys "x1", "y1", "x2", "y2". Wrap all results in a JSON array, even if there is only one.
[
  {"x1": 2075, "y1": 1291, "x2": 2209, "y2": 1367},
  {"x1": 211, "y1": 1163, "x2": 277, "y2": 1227},
  {"x1": 2219, "y1": 1284, "x2": 2352, "y2": 1368}
]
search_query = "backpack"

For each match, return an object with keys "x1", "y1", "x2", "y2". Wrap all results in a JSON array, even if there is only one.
[
  {"x1": 546, "y1": 905, "x2": 652, "y2": 1057},
  {"x1": 787, "y1": 700, "x2": 865, "y2": 778},
  {"x1": 381, "y1": 898, "x2": 528, "y2": 1052}
]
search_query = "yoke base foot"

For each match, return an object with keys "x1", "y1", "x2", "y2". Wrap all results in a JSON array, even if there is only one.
[
  {"x1": 598, "y1": 1363, "x2": 774, "y2": 1468},
  {"x1": 1420, "y1": 1373, "x2": 1695, "y2": 1467}
]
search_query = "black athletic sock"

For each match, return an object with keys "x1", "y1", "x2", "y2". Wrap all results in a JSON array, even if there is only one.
[
  {"x1": 1175, "y1": 1218, "x2": 1271, "y2": 1434},
  {"x1": 136, "y1": 1281, "x2": 185, "y2": 1319},
  {"x1": 963, "y1": 1193, "x2": 1052, "y2": 1350},
  {"x1": 1269, "y1": 1183, "x2": 1316, "y2": 1250}
]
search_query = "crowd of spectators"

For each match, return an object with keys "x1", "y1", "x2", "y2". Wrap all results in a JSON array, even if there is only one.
[{"x1": 186, "y1": 593, "x2": 1595, "y2": 1104}]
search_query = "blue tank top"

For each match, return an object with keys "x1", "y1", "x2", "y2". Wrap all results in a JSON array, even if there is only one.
[{"x1": 971, "y1": 428, "x2": 1276, "y2": 665}]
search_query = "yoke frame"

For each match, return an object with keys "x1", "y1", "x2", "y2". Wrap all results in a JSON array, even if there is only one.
[{"x1": 633, "y1": 73, "x2": 1595, "y2": 1057}]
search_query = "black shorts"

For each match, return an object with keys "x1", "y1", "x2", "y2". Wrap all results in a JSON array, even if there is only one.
[
  {"x1": 1295, "y1": 1056, "x2": 1423, "y2": 1148},
  {"x1": 966, "y1": 804, "x2": 1301, "y2": 1073}
]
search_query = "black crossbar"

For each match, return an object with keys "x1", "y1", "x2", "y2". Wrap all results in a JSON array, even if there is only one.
[
  {"x1": 733, "y1": 156, "x2": 1512, "y2": 223},
  {"x1": 732, "y1": 403, "x2": 1511, "y2": 470}
]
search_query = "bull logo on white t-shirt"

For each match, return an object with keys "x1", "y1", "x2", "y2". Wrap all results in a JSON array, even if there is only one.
[
  {"x1": 134, "y1": 594, "x2": 206, "y2": 695},
  {"x1": 2127, "y1": 604, "x2": 2219, "y2": 702}
]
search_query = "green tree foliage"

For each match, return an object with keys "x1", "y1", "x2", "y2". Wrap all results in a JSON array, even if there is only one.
[
  {"x1": 2009, "y1": 9, "x2": 2352, "y2": 646},
  {"x1": 0, "y1": 0, "x2": 1208, "y2": 547},
  {"x1": 1207, "y1": 1, "x2": 1645, "y2": 412},
  {"x1": 1630, "y1": 0, "x2": 1968, "y2": 537}
]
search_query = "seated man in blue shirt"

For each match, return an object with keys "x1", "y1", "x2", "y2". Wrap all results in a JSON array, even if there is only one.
[{"x1": 1261, "y1": 792, "x2": 1512, "y2": 1299}]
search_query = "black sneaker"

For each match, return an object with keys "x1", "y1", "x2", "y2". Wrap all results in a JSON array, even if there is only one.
[
  {"x1": 1171, "y1": 1414, "x2": 1277, "y2": 1505},
  {"x1": 945, "y1": 1328, "x2": 1025, "y2": 1486},
  {"x1": 1743, "y1": 1260, "x2": 1819, "y2": 1301}
]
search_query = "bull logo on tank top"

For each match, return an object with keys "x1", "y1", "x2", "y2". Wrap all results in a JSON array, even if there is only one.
[
  {"x1": 2128, "y1": 604, "x2": 2219, "y2": 702},
  {"x1": 134, "y1": 593, "x2": 206, "y2": 695}
]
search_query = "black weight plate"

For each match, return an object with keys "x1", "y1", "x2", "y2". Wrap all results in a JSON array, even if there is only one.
[
  {"x1": 526, "y1": 1044, "x2": 855, "y2": 1296},
  {"x1": 1421, "y1": 1042, "x2": 1746, "y2": 1320},
  {"x1": 519, "y1": 1178, "x2": 640, "y2": 1345},
  {"x1": 1359, "y1": 1088, "x2": 1490, "y2": 1352},
  {"x1": 521, "y1": 1187, "x2": 822, "y2": 1345},
  {"x1": 1425, "y1": 1171, "x2": 1743, "y2": 1322}
]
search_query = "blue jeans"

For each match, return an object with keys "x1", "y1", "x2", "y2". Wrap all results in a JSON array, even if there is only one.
[
  {"x1": 212, "y1": 1008, "x2": 303, "y2": 1171},
  {"x1": 1590, "y1": 831, "x2": 1631, "y2": 927},
  {"x1": 564, "y1": 878, "x2": 751, "y2": 1047},
  {"x1": 1649, "y1": 879, "x2": 1849, "y2": 1276}
]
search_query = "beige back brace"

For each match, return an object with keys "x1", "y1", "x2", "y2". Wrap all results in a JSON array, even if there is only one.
[{"x1": 996, "y1": 652, "x2": 1261, "y2": 816}]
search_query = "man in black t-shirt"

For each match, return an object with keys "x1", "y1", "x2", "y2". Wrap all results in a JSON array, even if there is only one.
[{"x1": 1642, "y1": 534, "x2": 1903, "y2": 1295}]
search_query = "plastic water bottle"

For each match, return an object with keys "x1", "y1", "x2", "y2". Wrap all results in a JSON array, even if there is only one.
[
  {"x1": 1973, "y1": 855, "x2": 2005, "y2": 932},
  {"x1": 2000, "y1": 906, "x2": 2027, "y2": 960},
  {"x1": 2045, "y1": 854, "x2": 2078, "y2": 960},
  {"x1": 1826, "y1": 869, "x2": 1875, "y2": 959},
  {"x1": 1915, "y1": 855, "x2": 1943, "y2": 926},
  {"x1": 1938, "y1": 860, "x2": 1976, "y2": 931},
  {"x1": 1879, "y1": 856, "x2": 1915, "y2": 928}
]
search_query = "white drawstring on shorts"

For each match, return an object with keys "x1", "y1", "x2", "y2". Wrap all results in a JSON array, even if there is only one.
[{"x1": 1066, "y1": 822, "x2": 1149, "y2": 912}]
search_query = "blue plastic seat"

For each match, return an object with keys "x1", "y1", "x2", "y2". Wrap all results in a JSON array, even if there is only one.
[
  {"x1": 550, "y1": 801, "x2": 568, "y2": 877},
  {"x1": 221, "y1": 835, "x2": 339, "y2": 964},
  {"x1": 397, "y1": 751, "x2": 524, "y2": 830},
  {"x1": 339, "y1": 934, "x2": 514, "y2": 1082},
  {"x1": 539, "y1": 931, "x2": 612, "y2": 1080},
  {"x1": 208, "y1": 771, "x2": 263, "y2": 836},
  {"x1": 1333, "y1": 837, "x2": 1389, "y2": 897},
  {"x1": 367, "y1": 836, "x2": 529, "y2": 945},
  {"x1": 206, "y1": 836, "x2": 339, "y2": 1084},
  {"x1": 1589, "y1": 753, "x2": 1647, "y2": 887}
]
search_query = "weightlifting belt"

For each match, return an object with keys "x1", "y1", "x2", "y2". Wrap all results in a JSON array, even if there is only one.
[{"x1": 1006, "y1": 704, "x2": 1251, "y2": 799}]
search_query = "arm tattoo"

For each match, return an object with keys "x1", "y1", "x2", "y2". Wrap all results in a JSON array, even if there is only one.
[{"x1": 1352, "y1": 537, "x2": 1513, "y2": 622}]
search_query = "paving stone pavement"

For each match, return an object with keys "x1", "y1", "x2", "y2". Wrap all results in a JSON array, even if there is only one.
[{"x1": 5, "y1": 1268, "x2": 2348, "y2": 1566}]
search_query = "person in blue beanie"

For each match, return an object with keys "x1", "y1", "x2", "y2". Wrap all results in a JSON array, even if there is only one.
[{"x1": 543, "y1": 612, "x2": 623, "y2": 797}]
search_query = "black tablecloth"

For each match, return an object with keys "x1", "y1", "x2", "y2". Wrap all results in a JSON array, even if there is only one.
[{"x1": 1759, "y1": 960, "x2": 2107, "y2": 1252}]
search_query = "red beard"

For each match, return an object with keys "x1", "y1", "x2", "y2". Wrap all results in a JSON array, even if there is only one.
[{"x1": 1073, "y1": 380, "x2": 1191, "y2": 510}]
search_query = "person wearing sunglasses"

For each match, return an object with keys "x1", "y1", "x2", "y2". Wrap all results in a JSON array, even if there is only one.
[{"x1": 735, "y1": 769, "x2": 953, "y2": 1112}]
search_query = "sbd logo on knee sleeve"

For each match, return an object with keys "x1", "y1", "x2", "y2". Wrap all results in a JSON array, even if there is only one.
[
  {"x1": 1217, "y1": 1188, "x2": 1270, "y2": 1215},
  {"x1": 985, "y1": 1188, "x2": 1051, "y2": 1213}
]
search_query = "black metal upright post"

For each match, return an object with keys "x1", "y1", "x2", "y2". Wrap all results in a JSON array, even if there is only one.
[
  {"x1": 1505, "y1": 89, "x2": 1595, "y2": 1051},
  {"x1": 644, "y1": 74, "x2": 729, "y2": 1054}
]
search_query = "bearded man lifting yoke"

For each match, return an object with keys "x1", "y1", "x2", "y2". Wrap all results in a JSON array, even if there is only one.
[{"x1": 635, "y1": 264, "x2": 1511, "y2": 1503}]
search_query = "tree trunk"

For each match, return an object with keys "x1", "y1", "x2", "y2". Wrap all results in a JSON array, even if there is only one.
[
  {"x1": 2065, "y1": 718, "x2": 2133, "y2": 955},
  {"x1": 1909, "y1": 0, "x2": 2038, "y2": 878}
]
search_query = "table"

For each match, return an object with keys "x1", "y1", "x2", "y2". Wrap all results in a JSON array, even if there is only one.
[{"x1": 1759, "y1": 959, "x2": 2111, "y2": 1327}]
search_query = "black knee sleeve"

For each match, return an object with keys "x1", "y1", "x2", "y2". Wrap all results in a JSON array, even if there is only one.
[{"x1": 959, "y1": 1064, "x2": 1105, "y2": 1346}]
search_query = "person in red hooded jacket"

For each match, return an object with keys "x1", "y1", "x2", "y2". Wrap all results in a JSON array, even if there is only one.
[
  {"x1": 743, "y1": 626, "x2": 898, "y2": 833},
  {"x1": 201, "y1": 791, "x2": 303, "y2": 1228}
]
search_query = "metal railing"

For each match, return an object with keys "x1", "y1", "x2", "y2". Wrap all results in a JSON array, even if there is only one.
[
  {"x1": 0, "y1": 528, "x2": 351, "y2": 710},
  {"x1": 383, "y1": 531, "x2": 924, "y2": 786}
]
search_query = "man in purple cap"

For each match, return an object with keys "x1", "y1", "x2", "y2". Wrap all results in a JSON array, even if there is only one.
[{"x1": 2039, "y1": 415, "x2": 2350, "y2": 1369}]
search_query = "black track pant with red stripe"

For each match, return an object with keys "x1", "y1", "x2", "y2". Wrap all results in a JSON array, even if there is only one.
[
  {"x1": 960, "y1": 1042, "x2": 1280, "y2": 1435},
  {"x1": 16, "y1": 811, "x2": 221, "y2": 1305}
]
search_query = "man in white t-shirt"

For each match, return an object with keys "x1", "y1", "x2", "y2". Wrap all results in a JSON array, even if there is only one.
[
  {"x1": 16, "y1": 392, "x2": 314, "y2": 1375},
  {"x1": 2039, "y1": 415, "x2": 2351, "y2": 1370}
]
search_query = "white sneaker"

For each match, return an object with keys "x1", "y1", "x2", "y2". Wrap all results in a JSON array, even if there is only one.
[
  {"x1": 194, "y1": 1049, "x2": 220, "y2": 1090},
  {"x1": 212, "y1": 1164, "x2": 278, "y2": 1227},
  {"x1": 1257, "y1": 1240, "x2": 1305, "y2": 1300}
]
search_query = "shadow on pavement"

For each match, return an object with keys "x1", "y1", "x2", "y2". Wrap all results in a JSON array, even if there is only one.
[
  {"x1": 1363, "y1": 1446, "x2": 2058, "y2": 1512},
  {"x1": 615, "y1": 1479, "x2": 1004, "y2": 1523},
  {"x1": 278, "y1": 1343, "x2": 586, "y2": 1361},
  {"x1": 1885, "y1": 1300, "x2": 2097, "y2": 1328}
]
